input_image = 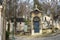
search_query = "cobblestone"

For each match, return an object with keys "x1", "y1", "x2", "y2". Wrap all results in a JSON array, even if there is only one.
[{"x1": 10, "y1": 34, "x2": 60, "y2": 40}]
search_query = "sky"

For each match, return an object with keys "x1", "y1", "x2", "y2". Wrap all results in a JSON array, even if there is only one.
[{"x1": 18, "y1": 0, "x2": 33, "y2": 4}]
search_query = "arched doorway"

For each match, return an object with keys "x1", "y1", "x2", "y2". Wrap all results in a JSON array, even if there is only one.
[{"x1": 33, "y1": 16, "x2": 40, "y2": 33}]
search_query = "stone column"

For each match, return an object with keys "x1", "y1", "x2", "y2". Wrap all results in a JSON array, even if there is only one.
[
  {"x1": 0, "y1": 5, "x2": 3, "y2": 40},
  {"x1": 31, "y1": 17, "x2": 34, "y2": 35}
]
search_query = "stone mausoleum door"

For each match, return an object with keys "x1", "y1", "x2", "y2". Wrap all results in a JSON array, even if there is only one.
[{"x1": 33, "y1": 16, "x2": 40, "y2": 33}]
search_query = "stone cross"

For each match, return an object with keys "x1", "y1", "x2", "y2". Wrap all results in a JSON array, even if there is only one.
[
  {"x1": 35, "y1": 4, "x2": 38, "y2": 9},
  {"x1": 35, "y1": 4, "x2": 40, "y2": 11}
]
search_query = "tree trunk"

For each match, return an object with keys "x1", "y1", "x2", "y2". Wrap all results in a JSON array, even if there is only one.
[
  {"x1": 14, "y1": 19, "x2": 17, "y2": 34},
  {"x1": 6, "y1": 20, "x2": 10, "y2": 40},
  {"x1": 2, "y1": 0, "x2": 7, "y2": 40},
  {"x1": 2, "y1": 19, "x2": 6, "y2": 40},
  {"x1": 13, "y1": 0, "x2": 17, "y2": 34}
]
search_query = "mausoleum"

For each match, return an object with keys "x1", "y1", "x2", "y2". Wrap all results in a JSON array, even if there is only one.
[{"x1": 30, "y1": 5, "x2": 43, "y2": 35}]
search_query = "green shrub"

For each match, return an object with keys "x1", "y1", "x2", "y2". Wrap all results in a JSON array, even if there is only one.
[{"x1": 6, "y1": 31, "x2": 10, "y2": 40}]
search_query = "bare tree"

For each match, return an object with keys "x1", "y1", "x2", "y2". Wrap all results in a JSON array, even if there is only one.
[{"x1": 17, "y1": 0, "x2": 31, "y2": 19}]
